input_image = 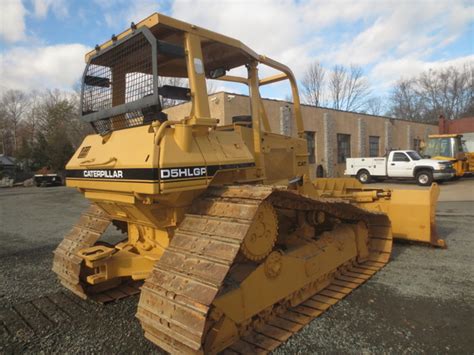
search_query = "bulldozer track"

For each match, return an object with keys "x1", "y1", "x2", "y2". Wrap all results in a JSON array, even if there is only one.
[
  {"x1": 137, "y1": 185, "x2": 392, "y2": 354},
  {"x1": 224, "y1": 258, "x2": 387, "y2": 354},
  {"x1": 52, "y1": 205, "x2": 142, "y2": 303}
]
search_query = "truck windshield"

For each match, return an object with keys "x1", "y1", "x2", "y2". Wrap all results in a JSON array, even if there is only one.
[
  {"x1": 407, "y1": 151, "x2": 422, "y2": 160},
  {"x1": 424, "y1": 138, "x2": 453, "y2": 158}
]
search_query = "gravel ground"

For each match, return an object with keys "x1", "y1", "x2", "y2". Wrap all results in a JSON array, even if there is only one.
[{"x1": 0, "y1": 183, "x2": 473, "y2": 354}]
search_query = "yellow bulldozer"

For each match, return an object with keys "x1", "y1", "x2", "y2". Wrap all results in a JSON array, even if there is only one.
[{"x1": 52, "y1": 13, "x2": 444, "y2": 354}]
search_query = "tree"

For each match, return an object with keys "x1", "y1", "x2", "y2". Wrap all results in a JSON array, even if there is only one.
[
  {"x1": 1, "y1": 89, "x2": 29, "y2": 154},
  {"x1": 419, "y1": 64, "x2": 473, "y2": 119},
  {"x1": 0, "y1": 89, "x2": 88, "y2": 172},
  {"x1": 389, "y1": 62, "x2": 473, "y2": 122},
  {"x1": 31, "y1": 133, "x2": 49, "y2": 170},
  {"x1": 329, "y1": 65, "x2": 345, "y2": 110},
  {"x1": 365, "y1": 97, "x2": 384, "y2": 116},
  {"x1": 24, "y1": 90, "x2": 42, "y2": 147},
  {"x1": 301, "y1": 61, "x2": 325, "y2": 106},
  {"x1": 389, "y1": 79, "x2": 425, "y2": 121},
  {"x1": 35, "y1": 90, "x2": 82, "y2": 170},
  {"x1": 0, "y1": 105, "x2": 9, "y2": 155},
  {"x1": 328, "y1": 64, "x2": 371, "y2": 112}
]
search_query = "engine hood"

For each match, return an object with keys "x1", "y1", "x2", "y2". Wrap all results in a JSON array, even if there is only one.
[{"x1": 418, "y1": 158, "x2": 452, "y2": 166}]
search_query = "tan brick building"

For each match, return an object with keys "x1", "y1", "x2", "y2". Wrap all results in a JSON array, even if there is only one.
[{"x1": 166, "y1": 92, "x2": 438, "y2": 178}]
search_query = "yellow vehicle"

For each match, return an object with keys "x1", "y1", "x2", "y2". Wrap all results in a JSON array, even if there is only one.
[
  {"x1": 467, "y1": 152, "x2": 474, "y2": 173},
  {"x1": 423, "y1": 134, "x2": 469, "y2": 177},
  {"x1": 461, "y1": 136, "x2": 474, "y2": 173},
  {"x1": 52, "y1": 13, "x2": 444, "y2": 354}
]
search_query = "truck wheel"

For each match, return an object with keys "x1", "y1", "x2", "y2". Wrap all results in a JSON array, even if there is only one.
[
  {"x1": 357, "y1": 170, "x2": 371, "y2": 184},
  {"x1": 416, "y1": 170, "x2": 433, "y2": 186}
]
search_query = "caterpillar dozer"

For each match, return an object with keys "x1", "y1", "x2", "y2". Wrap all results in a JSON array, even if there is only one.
[{"x1": 52, "y1": 13, "x2": 444, "y2": 354}]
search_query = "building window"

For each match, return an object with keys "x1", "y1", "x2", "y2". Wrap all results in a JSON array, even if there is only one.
[
  {"x1": 337, "y1": 134, "x2": 351, "y2": 163},
  {"x1": 413, "y1": 138, "x2": 421, "y2": 152},
  {"x1": 305, "y1": 131, "x2": 316, "y2": 164},
  {"x1": 369, "y1": 136, "x2": 380, "y2": 157}
]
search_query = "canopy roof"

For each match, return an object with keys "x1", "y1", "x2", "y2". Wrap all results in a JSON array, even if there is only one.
[{"x1": 86, "y1": 13, "x2": 260, "y2": 78}]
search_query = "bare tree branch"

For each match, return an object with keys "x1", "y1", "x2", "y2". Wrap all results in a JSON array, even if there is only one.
[
  {"x1": 365, "y1": 96, "x2": 384, "y2": 116},
  {"x1": 343, "y1": 65, "x2": 371, "y2": 111},
  {"x1": 329, "y1": 64, "x2": 345, "y2": 110},
  {"x1": 389, "y1": 62, "x2": 473, "y2": 121},
  {"x1": 328, "y1": 64, "x2": 371, "y2": 111},
  {"x1": 301, "y1": 61, "x2": 325, "y2": 106},
  {"x1": 1, "y1": 90, "x2": 29, "y2": 154}
]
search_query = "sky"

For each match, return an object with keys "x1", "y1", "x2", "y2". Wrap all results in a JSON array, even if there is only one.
[{"x1": 0, "y1": 0, "x2": 473, "y2": 102}]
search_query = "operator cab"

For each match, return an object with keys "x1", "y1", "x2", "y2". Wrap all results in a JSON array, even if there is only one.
[
  {"x1": 80, "y1": 13, "x2": 304, "y2": 134},
  {"x1": 424, "y1": 134, "x2": 465, "y2": 160},
  {"x1": 80, "y1": 14, "x2": 255, "y2": 135}
]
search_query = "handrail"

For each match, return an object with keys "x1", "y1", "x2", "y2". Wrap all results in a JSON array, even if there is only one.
[
  {"x1": 154, "y1": 120, "x2": 184, "y2": 145},
  {"x1": 259, "y1": 73, "x2": 287, "y2": 86},
  {"x1": 257, "y1": 55, "x2": 305, "y2": 138}
]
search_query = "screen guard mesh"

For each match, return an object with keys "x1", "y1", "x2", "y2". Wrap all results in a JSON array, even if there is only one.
[{"x1": 81, "y1": 29, "x2": 159, "y2": 135}]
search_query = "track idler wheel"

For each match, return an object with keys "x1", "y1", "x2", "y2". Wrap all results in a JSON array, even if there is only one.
[{"x1": 241, "y1": 201, "x2": 278, "y2": 261}]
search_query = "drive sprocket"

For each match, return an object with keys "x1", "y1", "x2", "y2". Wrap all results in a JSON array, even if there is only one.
[{"x1": 241, "y1": 201, "x2": 278, "y2": 261}]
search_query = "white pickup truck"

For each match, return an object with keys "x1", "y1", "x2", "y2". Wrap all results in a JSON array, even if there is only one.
[{"x1": 345, "y1": 150, "x2": 455, "y2": 186}]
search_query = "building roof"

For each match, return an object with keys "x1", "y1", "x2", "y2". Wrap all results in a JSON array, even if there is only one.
[
  {"x1": 0, "y1": 155, "x2": 16, "y2": 167},
  {"x1": 204, "y1": 91, "x2": 438, "y2": 126}
]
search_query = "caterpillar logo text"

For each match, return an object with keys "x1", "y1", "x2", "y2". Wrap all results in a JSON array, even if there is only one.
[
  {"x1": 83, "y1": 170, "x2": 124, "y2": 178},
  {"x1": 160, "y1": 167, "x2": 207, "y2": 180}
]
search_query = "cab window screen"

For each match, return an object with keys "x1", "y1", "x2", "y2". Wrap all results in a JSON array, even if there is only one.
[{"x1": 82, "y1": 32, "x2": 154, "y2": 134}]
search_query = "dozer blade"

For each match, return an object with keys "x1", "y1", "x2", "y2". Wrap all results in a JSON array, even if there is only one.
[
  {"x1": 313, "y1": 178, "x2": 445, "y2": 248},
  {"x1": 380, "y1": 183, "x2": 444, "y2": 248}
]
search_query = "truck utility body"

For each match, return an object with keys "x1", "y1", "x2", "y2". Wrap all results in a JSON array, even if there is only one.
[{"x1": 345, "y1": 150, "x2": 455, "y2": 186}]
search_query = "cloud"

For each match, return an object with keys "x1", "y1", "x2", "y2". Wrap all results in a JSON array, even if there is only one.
[
  {"x1": 0, "y1": 0, "x2": 70, "y2": 43},
  {"x1": 0, "y1": 0, "x2": 472, "y2": 99},
  {"x1": 323, "y1": 1, "x2": 474, "y2": 66},
  {"x1": 125, "y1": 0, "x2": 163, "y2": 25},
  {"x1": 170, "y1": 0, "x2": 317, "y2": 81},
  {"x1": 371, "y1": 54, "x2": 474, "y2": 89},
  {"x1": 32, "y1": 0, "x2": 68, "y2": 19},
  {"x1": 299, "y1": 0, "x2": 387, "y2": 29},
  {"x1": 100, "y1": 0, "x2": 166, "y2": 29},
  {"x1": 91, "y1": 0, "x2": 473, "y2": 82},
  {"x1": 169, "y1": 0, "x2": 473, "y2": 97},
  {"x1": 0, "y1": 0, "x2": 27, "y2": 43},
  {"x1": 0, "y1": 43, "x2": 89, "y2": 92}
]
